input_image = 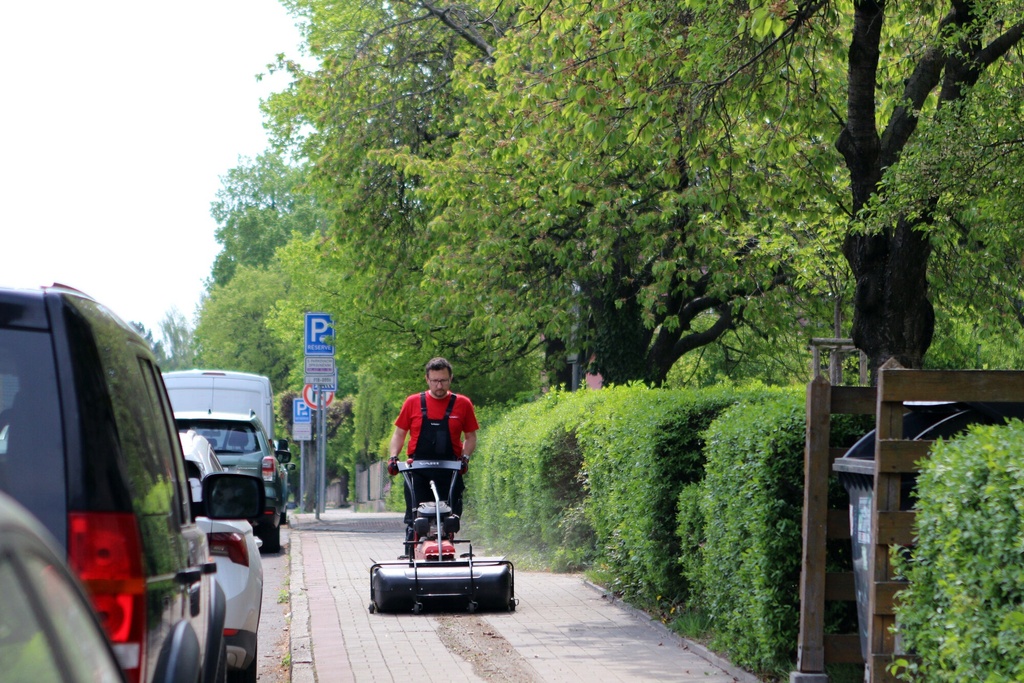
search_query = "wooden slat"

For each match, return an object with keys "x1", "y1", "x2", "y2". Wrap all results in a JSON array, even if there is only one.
[
  {"x1": 825, "y1": 571, "x2": 856, "y2": 601},
  {"x1": 879, "y1": 369, "x2": 1024, "y2": 403},
  {"x1": 829, "y1": 446, "x2": 850, "y2": 463},
  {"x1": 876, "y1": 439, "x2": 932, "y2": 473},
  {"x1": 869, "y1": 579, "x2": 906, "y2": 616},
  {"x1": 824, "y1": 634, "x2": 865, "y2": 664},
  {"x1": 831, "y1": 385, "x2": 876, "y2": 414},
  {"x1": 868, "y1": 654, "x2": 902, "y2": 683},
  {"x1": 875, "y1": 511, "x2": 916, "y2": 546},
  {"x1": 797, "y1": 376, "x2": 832, "y2": 673}
]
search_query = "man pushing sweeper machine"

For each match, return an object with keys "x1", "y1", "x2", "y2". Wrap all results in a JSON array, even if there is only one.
[{"x1": 369, "y1": 358, "x2": 515, "y2": 614}]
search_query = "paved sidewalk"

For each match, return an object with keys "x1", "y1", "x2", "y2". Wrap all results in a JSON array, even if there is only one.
[{"x1": 287, "y1": 507, "x2": 759, "y2": 683}]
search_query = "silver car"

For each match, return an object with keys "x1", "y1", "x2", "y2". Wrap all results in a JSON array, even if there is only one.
[{"x1": 180, "y1": 430, "x2": 264, "y2": 683}]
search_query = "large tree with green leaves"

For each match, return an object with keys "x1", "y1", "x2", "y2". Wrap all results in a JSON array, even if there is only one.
[
  {"x1": 209, "y1": 151, "x2": 328, "y2": 287},
  {"x1": 270, "y1": 0, "x2": 834, "y2": 386},
  {"x1": 676, "y1": 0, "x2": 1024, "y2": 376},
  {"x1": 194, "y1": 265, "x2": 294, "y2": 389},
  {"x1": 267, "y1": 0, "x2": 558, "y2": 389},
  {"x1": 268, "y1": 0, "x2": 1024, "y2": 386}
]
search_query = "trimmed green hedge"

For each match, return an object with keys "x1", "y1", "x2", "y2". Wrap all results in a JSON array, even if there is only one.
[
  {"x1": 893, "y1": 421, "x2": 1024, "y2": 682},
  {"x1": 692, "y1": 391, "x2": 807, "y2": 671},
  {"x1": 466, "y1": 383, "x2": 869, "y2": 676},
  {"x1": 683, "y1": 391, "x2": 868, "y2": 673},
  {"x1": 577, "y1": 384, "x2": 756, "y2": 605},
  {"x1": 465, "y1": 388, "x2": 606, "y2": 569}
]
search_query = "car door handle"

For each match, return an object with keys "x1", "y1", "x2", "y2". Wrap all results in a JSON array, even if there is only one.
[{"x1": 176, "y1": 567, "x2": 203, "y2": 585}]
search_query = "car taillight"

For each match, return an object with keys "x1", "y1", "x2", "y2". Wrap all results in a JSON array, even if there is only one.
[
  {"x1": 68, "y1": 512, "x2": 147, "y2": 683},
  {"x1": 209, "y1": 531, "x2": 249, "y2": 567},
  {"x1": 261, "y1": 455, "x2": 275, "y2": 482}
]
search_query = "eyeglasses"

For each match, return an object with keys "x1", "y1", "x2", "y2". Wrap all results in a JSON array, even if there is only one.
[{"x1": 427, "y1": 377, "x2": 451, "y2": 385}]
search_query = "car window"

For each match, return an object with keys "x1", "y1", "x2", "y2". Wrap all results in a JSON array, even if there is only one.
[
  {"x1": 25, "y1": 553, "x2": 125, "y2": 683},
  {"x1": 139, "y1": 358, "x2": 192, "y2": 525},
  {"x1": 0, "y1": 329, "x2": 66, "y2": 539},
  {"x1": 179, "y1": 420, "x2": 260, "y2": 455},
  {"x1": 0, "y1": 553, "x2": 69, "y2": 682},
  {"x1": 0, "y1": 544, "x2": 124, "y2": 683}
]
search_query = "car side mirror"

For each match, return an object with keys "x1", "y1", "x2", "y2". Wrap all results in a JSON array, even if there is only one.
[
  {"x1": 275, "y1": 448, "x2": 292, "y2": 465},
  {"x1": 203, "y1": 473, "x2": 265, "y2": 520}
]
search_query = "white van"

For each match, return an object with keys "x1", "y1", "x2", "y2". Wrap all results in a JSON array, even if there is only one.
[{"x1": 162, "y1": 370, "x2": 276, "y2": 439}]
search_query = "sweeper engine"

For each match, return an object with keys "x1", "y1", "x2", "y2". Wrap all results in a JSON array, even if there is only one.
[{"x1": 369, "y1": 459, "x2": 516, "y2": 614}]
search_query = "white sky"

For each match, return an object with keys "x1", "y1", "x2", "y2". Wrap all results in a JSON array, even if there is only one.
[{"x1": 0, "y1": 1, "x2": 308, "y2": 339}]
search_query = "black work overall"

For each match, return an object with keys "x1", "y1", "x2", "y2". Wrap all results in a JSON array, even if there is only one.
[{"x1": 404, "y1": 392, "x2": 464, "y2": 524}]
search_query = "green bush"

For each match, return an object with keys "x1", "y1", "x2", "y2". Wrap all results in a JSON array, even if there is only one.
[
  {"x1": 577, "y1": 384, "x2": 749, "y2": 605},
  {"x1": 692, "y1": 390, "x2": 806, "y2": 672},
  {"x1": 464, "y1": 389, "x2": 605, "y2": 567},
  {"x1": 893, "y1": 421, "x2": 1024, "y2": 682},
  {"x1": 691, "y1": 391, "x2": 868, "y2": 673}
]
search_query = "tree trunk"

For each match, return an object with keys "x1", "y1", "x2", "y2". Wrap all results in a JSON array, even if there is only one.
[{"x1": 843, "y1": 222, "x2": 934, "y2": 378}]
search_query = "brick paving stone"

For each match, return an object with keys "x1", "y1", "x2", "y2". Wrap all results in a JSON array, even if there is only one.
[{"x1": 289, "y1": 508, "x2": 758, "y2": 683}]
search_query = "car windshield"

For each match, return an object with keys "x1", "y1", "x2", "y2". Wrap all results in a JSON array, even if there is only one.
[{"x1": 178, "y1": 420, "x2": 260, "y2": 455}]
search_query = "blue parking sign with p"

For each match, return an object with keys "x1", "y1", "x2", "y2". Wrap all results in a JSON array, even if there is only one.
[
  {"x1": 305, "y1": 312, "x2": 334, "y2": 355},
  {"x1": 293, "y1": 400, "x2": 311, "y2": 424}
]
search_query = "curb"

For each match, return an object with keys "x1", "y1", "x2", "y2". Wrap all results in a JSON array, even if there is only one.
[
  {"x1": 288, "y1": 532, "x2": 315, "y2": 683},
  {"x1": 581, "y1": 579, "x2": 762, "y2": 683}
]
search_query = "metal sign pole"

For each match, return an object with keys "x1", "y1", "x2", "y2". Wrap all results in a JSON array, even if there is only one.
[
  {"x1": 318, "y1": 385, "x2": 326, "y2": 516},
  {"x1": 298, "y1": 440, "x2": 304, "y2": 512},
  {"x1": 314, "y1": 403, "x2": 320, "y2": 521}
]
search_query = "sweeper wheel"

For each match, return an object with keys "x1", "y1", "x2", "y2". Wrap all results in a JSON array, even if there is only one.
[{"x1": 368, "y1": 603, "x2": 376, "y2": 614}]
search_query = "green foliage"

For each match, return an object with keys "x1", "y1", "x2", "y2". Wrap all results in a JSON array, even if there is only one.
[
  {"x1": 690, "y1": 390, "x2": 869, "y2": 672},
  {"x1": 577, "y1": 384, "x2": 755, "y2": 605},
  {"x1": 466, "y1": 388, "x2": 605, "y2": 570},
  {"x1": 694, "y1": 392, "x2": 806, "y2": 671},
  {"x1": 892, "y1": 422, "x2": 1024, "y2": 682},
  {"x1": 210, "y1": 151, "x2": 327, "y2": 288},
  {"x1": 193, "y1": 265, "x2": 293, "y2": 389},
  {"x1": 350, "y1": 370, "x2": 397, "y2": 467}
]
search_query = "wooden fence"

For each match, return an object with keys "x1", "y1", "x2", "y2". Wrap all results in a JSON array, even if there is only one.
[{"x1": 794, "y1": 364, "x2": 1024, "y2": 682}]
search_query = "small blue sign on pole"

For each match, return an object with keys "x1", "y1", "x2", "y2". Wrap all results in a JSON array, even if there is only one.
[
  {"x1": 305, "y1": 312, "x2": 334, "y2": 356},
  {"x1": 293, "y1": 400, "x2": 311, "y2": 424}
]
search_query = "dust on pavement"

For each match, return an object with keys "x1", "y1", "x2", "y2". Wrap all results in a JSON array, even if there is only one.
[{"x1": 436, "y1": 614, "x2": 538, "y2": 682}]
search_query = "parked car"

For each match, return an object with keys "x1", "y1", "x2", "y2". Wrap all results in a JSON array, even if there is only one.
[
  {"x1": 163, "y1": 369, "x2": 292, "y2": 523},
  {"x1": 180, "y1": 429, "x2": 264, "y2": 683},
  {"x1": 0, "y1": 490, "x2": 126, "y2": 683},
  {"x1": 163, "y1": 370, "x2": 277, "y2": 439},
  {"x1": 174, "y1": 411, "x2": 290, "y2": 553},
  {"x1": 0, "y1": 284, "x2": 264, "y2": 683}
]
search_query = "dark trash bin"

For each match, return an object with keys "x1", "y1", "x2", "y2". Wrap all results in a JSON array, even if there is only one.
[{"x1": 832, "y1": 401, "x2": 1019, "y2": 661}]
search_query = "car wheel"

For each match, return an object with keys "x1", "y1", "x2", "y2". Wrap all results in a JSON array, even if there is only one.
[
  {"x1": 260, "y1": 519, "x2": 281, "y2": 553},
  {"x1": 227, "y1": 643, "x2": 257, "y2": 683}
]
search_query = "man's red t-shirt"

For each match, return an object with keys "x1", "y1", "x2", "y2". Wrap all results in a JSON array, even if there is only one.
[{"x1": 394, "y1": 391, "x2": 479, "y2": 457}]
